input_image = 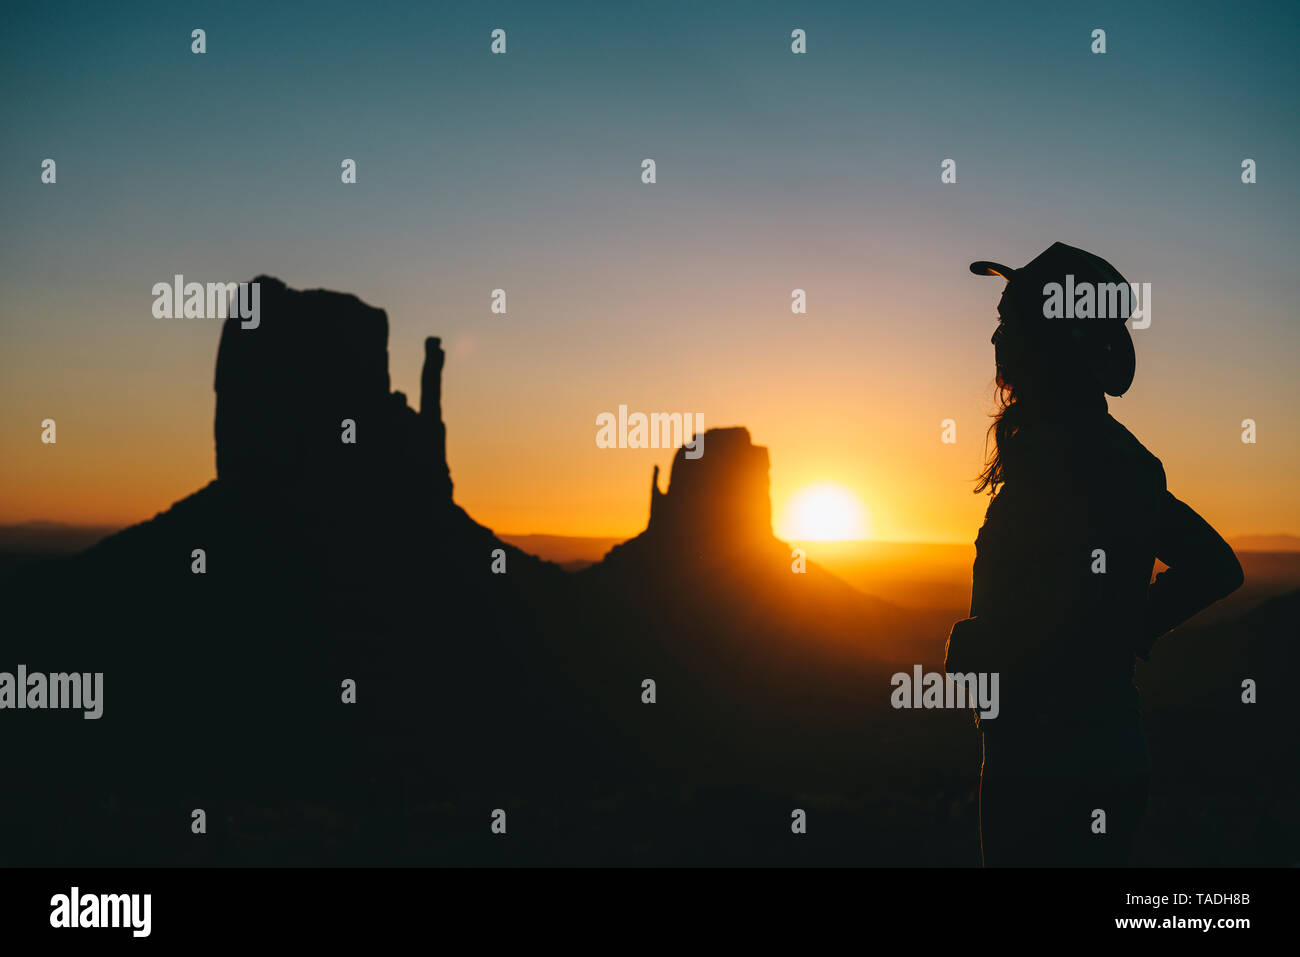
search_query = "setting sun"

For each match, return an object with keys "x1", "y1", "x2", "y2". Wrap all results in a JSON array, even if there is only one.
[{"x1": 778, "y1": 483, "x2": 870, "y2": 541}]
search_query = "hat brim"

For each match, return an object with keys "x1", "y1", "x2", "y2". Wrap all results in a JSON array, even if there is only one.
[{"x1": 970, "y1": 261, "x2": 1016, "y2": 280}]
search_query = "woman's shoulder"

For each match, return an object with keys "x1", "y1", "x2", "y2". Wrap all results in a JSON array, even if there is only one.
[
  {"x1": 1090, "y1": 414, "x2": 1168, "y2": 497},
  {"x1": 980, "y1": 413, "x2": 1166, "y2": 526},
  {"x1": 1099, "y1": 413, "x2": 1164, "y2": 467}
]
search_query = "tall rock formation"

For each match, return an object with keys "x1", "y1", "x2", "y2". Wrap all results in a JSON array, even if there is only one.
[
  {"x1": 420, "y1": 336, "x2": 454, "y2": 500},
  {"x1": 213, "y1": 276, "x2": 455, "y2": 506},
  {"x1": 577, "y1": 425, "x2": 908, "y2": 795},
  {"x1": 607, "y1": 426, "x2": 779, "y2": 566},
  {"x1": 1, "y1": 275, "x2": 585, "y2": 868}
]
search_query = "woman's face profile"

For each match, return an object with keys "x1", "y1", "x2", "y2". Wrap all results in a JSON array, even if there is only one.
[
  {"x1": 992, "y1": 289, "x2": 1014, "y2": 350},
  {"x1": 991, "y1": 290, "x2": 1021, "y2": 386},
  {"x1": 995, "y1": 287, "x2": 1018, "y2": 324}
]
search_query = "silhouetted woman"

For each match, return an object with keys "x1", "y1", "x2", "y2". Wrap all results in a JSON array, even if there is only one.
[{"x1": 946, "y1": 243, "x2": 1243, "y2": 867}]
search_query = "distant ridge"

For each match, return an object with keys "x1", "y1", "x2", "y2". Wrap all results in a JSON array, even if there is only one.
[
  {"x1": 1231, "y1": 533, "x2": 1300, "y2": 552},
  {"x1": 5, "y1": 523, "x2": 1298, "y2": 565},
  {"x1": 498, "y1": 533, "x2": 625, "y2": 565}
]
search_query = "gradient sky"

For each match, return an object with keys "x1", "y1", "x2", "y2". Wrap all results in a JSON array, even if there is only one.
[{"x1": 2, "y1": 0, "x2": 1298, "y2": 542}]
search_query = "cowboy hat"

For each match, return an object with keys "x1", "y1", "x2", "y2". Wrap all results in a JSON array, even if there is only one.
[{"x1": 970, "y1": 242, "x2": 1136, "y2": 397}]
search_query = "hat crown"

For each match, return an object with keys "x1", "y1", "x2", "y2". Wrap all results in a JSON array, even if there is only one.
[{"x1": 1016, "y1": 242, "x2": 1128, "y2": 302}]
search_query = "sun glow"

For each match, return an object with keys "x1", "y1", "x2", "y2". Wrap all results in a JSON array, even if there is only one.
[{"x1": 779, "y1": 483, "x2": 869, "y2": 541}]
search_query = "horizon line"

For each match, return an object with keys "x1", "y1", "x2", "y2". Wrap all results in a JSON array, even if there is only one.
[{"x1": 2, "y1": 521, "x2": 1299, "y2": 553}]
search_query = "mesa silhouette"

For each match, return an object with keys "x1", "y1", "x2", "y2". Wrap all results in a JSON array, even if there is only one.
[
  {"x1": 0, "y1": 277, "x2": 924, "y2": 865},
  {"x1": 3, "y1": 278, "x2": 584, "y2": 864}
]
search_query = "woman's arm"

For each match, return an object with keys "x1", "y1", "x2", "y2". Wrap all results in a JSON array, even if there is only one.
[{"x1": 1141, "y1": 489, "x2": 1244, "y2": 656}]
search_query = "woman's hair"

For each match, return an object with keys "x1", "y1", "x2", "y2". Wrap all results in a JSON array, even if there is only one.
[
  {"x1": 974, "y1": 326, "x2": 1022, "y2": 495},
  {"x1": 974, "y1": 319, "x2": 1102, "y2": 496}
]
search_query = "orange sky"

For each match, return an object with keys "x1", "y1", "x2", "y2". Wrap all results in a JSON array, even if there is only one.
[{"x1": 2, "y1": 293, "x2": 1295, "y2": 545}]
